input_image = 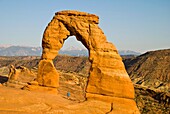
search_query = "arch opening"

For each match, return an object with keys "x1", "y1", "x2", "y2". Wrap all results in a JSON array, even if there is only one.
[
  {"x1": 60, "y1": 36, "x2": 88, "y2": 57},
  {"x1": 53, "y1": 36, "x2": 90, "y2": 101}
]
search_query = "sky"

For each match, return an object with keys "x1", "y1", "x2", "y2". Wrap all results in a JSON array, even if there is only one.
[{"x1": 0, "y1": 0, "x2": 170, "y2": 53}]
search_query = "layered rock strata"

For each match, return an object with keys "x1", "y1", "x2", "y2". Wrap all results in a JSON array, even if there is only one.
[{"x1": 36, "y1": 10, "x2": 139, "y2": 113}]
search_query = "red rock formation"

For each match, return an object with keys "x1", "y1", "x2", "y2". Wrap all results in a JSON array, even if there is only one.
[{"x1": 35, "y1": 10, "x2": 139, "y2": 113}]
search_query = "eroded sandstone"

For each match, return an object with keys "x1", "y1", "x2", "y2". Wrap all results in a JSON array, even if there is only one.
[
  {"x1": 8, "y1": 65, "x2": 36, "y2": 82},
  {"x1": 34, "y1": 10, "x2": 139, "y2": 113},
  {"x1": 5, "y1": 65, "x2": 36, "y2": 89}
]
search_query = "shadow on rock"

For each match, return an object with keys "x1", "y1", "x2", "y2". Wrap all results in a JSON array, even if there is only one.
[{"x1": 0, "y1": 75, "x2": 8, "y2": 84}]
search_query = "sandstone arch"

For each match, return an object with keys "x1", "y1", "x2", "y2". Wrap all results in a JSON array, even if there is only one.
[{"x1": 37, "y1": 10, "x2": 135, "y2": 101}]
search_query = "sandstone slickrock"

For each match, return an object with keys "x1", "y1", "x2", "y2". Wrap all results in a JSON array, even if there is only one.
[
  {"x1": 34, "y1": 10, "x2": 139, "y2": 113},
  {"x1": 8, "y1": 65, "x2": 36, "y2": 82},
  {"x1": 6, "y1": 65, "x2": 36, "y2": 89}
]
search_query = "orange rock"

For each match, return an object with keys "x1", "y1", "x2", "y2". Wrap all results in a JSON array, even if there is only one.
[
  {"x1": 36, "y1": 10, "x2": 139, "y2": 113},
  {"x1": 36, "y1": 60, "x2": 59, "y2": 88},
  {"x1": 86, "y1": 93, "x2": 140, "y2": 114},
  {"x1": 23, "y1": 85, "x2": 58, "y2": 94},
  {"x1": 8, "y1": 65, "x2": 35, "y2": 82}
]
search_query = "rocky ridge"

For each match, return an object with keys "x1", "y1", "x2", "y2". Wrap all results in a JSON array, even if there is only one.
[
  {"x1": 124, "y1": 49, "x2": 170, "y2": 114},
  {"x1": 124, "y1": 49, "x2": 170, "y2": 92}
]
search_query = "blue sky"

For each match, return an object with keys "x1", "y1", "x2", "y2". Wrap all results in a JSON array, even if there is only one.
[{"x1": 0, "y1": 0, "x2": 170, "y2": 53}]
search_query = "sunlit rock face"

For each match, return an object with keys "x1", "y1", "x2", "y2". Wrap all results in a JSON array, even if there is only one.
[{"x1": 37, "y1": 10, "x2": 139, "y2": 113}]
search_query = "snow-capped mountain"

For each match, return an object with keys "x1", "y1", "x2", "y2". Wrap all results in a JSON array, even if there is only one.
[
  {"x1": 0, "y1": 44, "x2": 12, "y2": 48},
  {"x1": 0, "y1": 45, "x2": 141, "y2": 56},
  {"x1": 0, "y1": 46, "x2": 42, "y2": 56}
]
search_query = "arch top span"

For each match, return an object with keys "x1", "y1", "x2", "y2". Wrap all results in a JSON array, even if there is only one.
[
  {"x1": 37, "y1": 10, "x2": 136, "y2": 103},
  {"x1": 55, "y1": 10, "x2": 99, "y2": 24},
  {"x1": 42, "y1": 10, "x2": 117, "y2": 60}
]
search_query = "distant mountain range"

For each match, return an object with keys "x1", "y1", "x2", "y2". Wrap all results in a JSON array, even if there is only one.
[
  {"x1": 118, "y1": 50, "x2": 141, "y2": 55},
  {"x1": 0, "y1": 46, "x2": 41, "y2": 56},
  {"x1": 0, "y1": 45, "x2": 141, "y2": 56}
]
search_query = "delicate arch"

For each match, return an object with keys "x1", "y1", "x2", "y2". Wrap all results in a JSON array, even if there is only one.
[{"x1": 37, "y1": 10, "x2": 135, "y2": 100}]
